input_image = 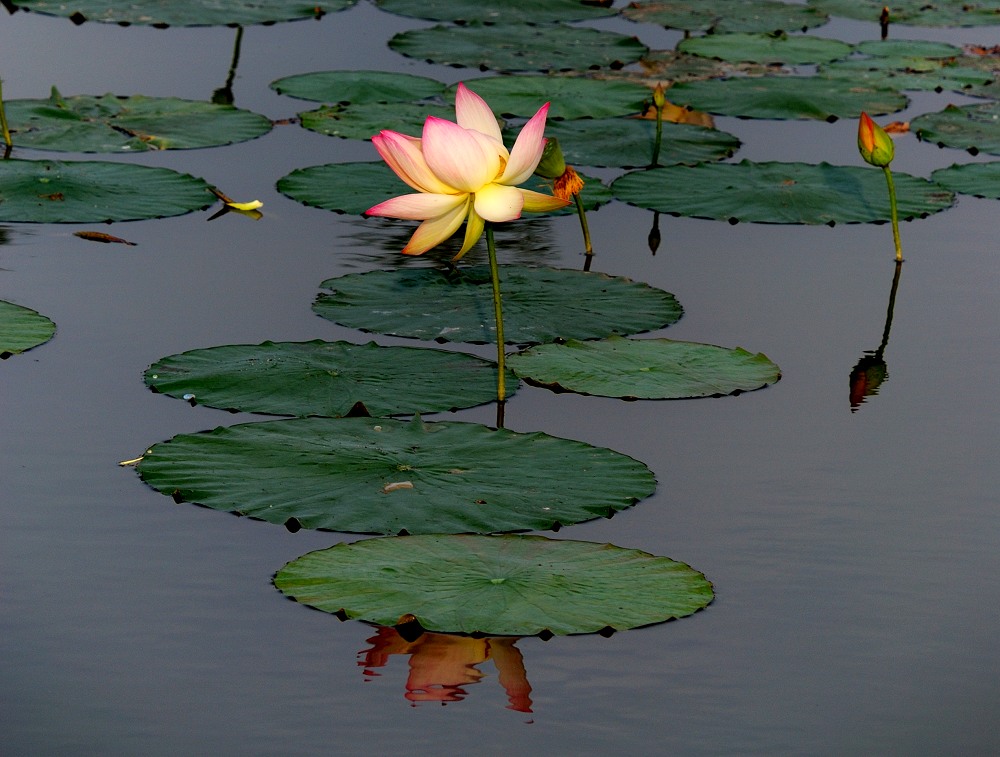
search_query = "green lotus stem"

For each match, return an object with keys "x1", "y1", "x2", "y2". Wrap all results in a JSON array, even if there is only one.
[
  {"x1": 574, "y1": 192, "x2": 593, "y2": 256},
  {"x1": 882, "y1": 165, "x2": 903, "y2": 262},
  {"x1": 651, "y1": 104, "x2": 663, "y2": 167},
  {"x1": 485, "y1": 223, "x2": 506, "y2": 403},
  {"x1": 0, "y1": 79, "x2": 12, "y2": 149}
]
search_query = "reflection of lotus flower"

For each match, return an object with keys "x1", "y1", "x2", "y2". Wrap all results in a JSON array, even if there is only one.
[
  {"x1": 857, "y1": 112, "x2": 894, "y2": 168},
  {"x1": 366, "y1": 83, "x2": 569, "y2": 259}
]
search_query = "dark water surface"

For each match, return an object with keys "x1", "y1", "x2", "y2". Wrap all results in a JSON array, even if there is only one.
[{"x1": 2, "y1": 4, "x2": 998, "y2": 755}]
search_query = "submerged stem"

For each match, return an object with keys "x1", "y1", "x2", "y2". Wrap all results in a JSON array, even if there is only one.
[
  {"x1": 882, "y1": 165, "x2": 903, "y2": 262},
  {"x1": 485, "y1": 223, "x2": 506, "y2": 403},
  {"x1": 573, "y1": 192, "x2": 593, "y2": 256}
]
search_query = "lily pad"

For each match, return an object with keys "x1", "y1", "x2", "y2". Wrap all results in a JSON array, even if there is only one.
[
  {"x1": 623, "y1": 0, "x2": 829, "y2": 34},
  {"x1": 611, "y1": 161, "x2": 956, "y2": 224},
  {"x1": 274, "y1": 534, "x2": 714, "y2": 636},
  {"x1": 667, "y1": 76, "x2": 907, "y2": 120},
  {"x1": 389, "y1": 23, "x2": 648, "y2": 73},
  {"x1": 912, "y1": 102, "x2": 1000, "y2": 156},
  {"x1": 0, "y1": 159, "x2": 212, "y2": 223},
  {"x1": 314, "y1": 266, "x2": 683, "y2": 344},
  {"x1": 854, "y1": 39, "x2": 964, "y2": 59},
  {"x1": 821, "y1": 57, "x2": 994, "y2": 94},
  {"x1": 8, "y1": 0, "x2": 356, "y2": 26},
  {"x1": 931, "y1": 162, "x2": 1000, "y2": 199},
  {"x1": 144, "y1": 340, "x2": 516, "y2": 417},
  {"x1": 270, "y1": 70, "x2": 446, "y2": 104},
  {"x1": 508, "y1": 336, "x2": 780, "y2": 399},
  {"x1": 677, "y1": 32, "x2": 851, "y2": 66},
  {"x1": 444, "y1": 76, "x2": 651, "y2": 120},
  {"x1": 372, "y1": 0, "x2": 616, "y2": 23},
  {"x1": 4, "y1": 91, "x2": 271, "y2": 152},
  {"x1": 136, "y1": 417, "x2": 657, "y2": 534},
  {"x1": 0, "y1": 300, "x2": 56, "y2": 357},
  {"x1": 808, "y1": 0, "x2": 1000, "y2": 27},
  {"x1": 297, "y1": 102, "x2": 455, "y2": 140},
  {"x1": 278, "y1": 161, "x2": 608, "y2": 216}
]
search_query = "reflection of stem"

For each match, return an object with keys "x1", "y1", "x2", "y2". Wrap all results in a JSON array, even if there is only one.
[
  {"x1": 882, "y1": 165, "x2": 902, "y2": 262},
  {"x1": 0, "y1": 78, "x2": 12, "y2": 149},
  {"x1": 212, "y1": 26, "x2": 244, "y2": 104},
  {"x1": 573, "y1": 192, "x2": 593, "y2": 257},
  {"x1": 648, "y1": 212, "x2": 661, "y2": 255},
  {"x1": 876, "y1": 260, "x2": 903, "y2": 359},
  {"x1": 486, "y1": 223, "x2": 506, "y2": 404}
]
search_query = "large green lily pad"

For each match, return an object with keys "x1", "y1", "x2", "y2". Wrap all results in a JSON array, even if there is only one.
[
  {"x1": 270, "y1": 70, "x2": 446, "y2": 104},
  {"x1": 314, "y1": 266, "x2": 683, "y2": 345},
  {"x1": 389, "y1": 23, "x2": 648, "y2": 73},
  {"x1": 808, "y1": 0, "x2": 1000, "y2": 27},
  {"x1": 623, "y1": 0, "x2": 829, "y2": 34},
  {"x1": 297, "y1": 102, "x2": 455, "y2": 140},
  {"x1": 0, "y1": 300, "x2": 56, "y2": 357},
  {"x1": 372, "y1": 0, "x2": 616, "y2": 23},
  {"x1": 821, "y1": 57, "x2": 994, "y2": 94},
  {"x1": 912, "y1": 102, "x2": 1000, "y2": 156},
  {"x1": 144, "y1": 340, "x2": 517, "y2": 417},
  {"x1": 509, "y1": 336, "x2": 780, "y2": 399},
  {"x1": 0, "y1": 159, "x2": 212, "y2": 223},
  {"x1": 611, "y1": 161, "x2": 956, "y2": 224},
  {"x1": 277, "y1": 161, "x2": 608, "y2": 216},
  {"x1": 8, "y1": 0, "x2": 356, "y2": 26},
  {"x1": 445, "y1": 76, "x2": 651, "y2": 120},
  {"x1": 4, "y1": 90, "x2": 271, "y2": 152},
  {"x1": 677, "y1": 32, "x2": 851, "y2": 66},
  {"x1": 136, "y1": 417, "x2": 657, "y2": 534},
  {"x1": 274, "y1": 534, "x2": 714, "y2": 636},
  {"x1": 667, "y1": 75, "x2": 907, "y2": 121},
  {"x1": 931, "y1": 162, "x2": 1000, "y2": 199}
]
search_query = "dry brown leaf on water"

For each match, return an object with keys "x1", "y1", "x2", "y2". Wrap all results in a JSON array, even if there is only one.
[
  {"x1": 884, "y1": 121, "x2": 910, "y2": 134},
  {"x1": 637, "y1": 100, "x2": 715, "y2": 128},
  {"x1": 73, "y1": 231, "x2": 137, "y2": 246}
]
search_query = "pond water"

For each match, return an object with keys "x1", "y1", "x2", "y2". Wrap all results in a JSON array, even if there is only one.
[{"x1": 2, "y1": 4, "x2": 998, "y2": 755}]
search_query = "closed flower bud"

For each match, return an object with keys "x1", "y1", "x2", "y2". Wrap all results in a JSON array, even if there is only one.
[
  {"x1": 534, "y1": 137, "x2": 567, "y2": 180},
  {"x1": 858, "y1": 112, "x2": 894, "y2": 167}
]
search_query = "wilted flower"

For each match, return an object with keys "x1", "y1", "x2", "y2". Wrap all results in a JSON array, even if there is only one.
[
  {"x1": 366, "y1": 83, "x2": 569, "y2": 258},
  {"x1": 858, "y1": 112, "x2": 894, "y2": 168}
]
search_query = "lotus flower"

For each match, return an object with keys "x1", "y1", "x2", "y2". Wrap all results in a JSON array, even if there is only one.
[
  {"x1": 857, "y1": 112, "x2": 894, "y2": 168},
  {"x1": 366, "y1": 83, "x2": 569, "y2": 258}
]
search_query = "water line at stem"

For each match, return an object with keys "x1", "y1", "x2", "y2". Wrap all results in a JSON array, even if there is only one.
[{"x1": 486, "y1": 223, "x2": 506, "y2": 403}]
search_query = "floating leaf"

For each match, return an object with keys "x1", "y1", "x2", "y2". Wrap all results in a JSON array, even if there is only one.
[
  {"x1": 8, "y1": 0, "x2": 356, "y2": 26},
  {"x1": 912, "y1": 102, "x2": 1000, "y2": 156},
  {"x1": 854, "y1": 39, "x2": 964, "y2": 59},
  {"x1": 277, "y1": 161, "x2": 605, "y2": 216},
  {"x1": 144, "y1": 340, "x2": 517, "y2": 417},
  {"x1": 270, "y1": 70, "x2": 446, "y2": 104},
  {"x1": 623, "y1": 0, "x2": 829, "y2": 34},
  {"x1": 0, "y1": 159, "x2": 212, "y2": 223},
  {"x1": 509, "y1": 336, "x2": 780, "y2": 399},
  {"x1": 623, "y1": 50, "x2": 779, "y2": 84},
  {"x1": 807, "y1": 0, "x2": 1000, "y2": 27},
  {"x1": 297, "y1": 101, "x2": 454, "y2": 140},
  {"x1": 389, "y1": 23, "x2": 647, "y2": 73},
  {"x1": 373, "y1": 0, "x2": 616, "y2": 23},
  {"x1": 0, "y1": 300, "x2": 56, "y2": 357},
  {"x1": 821, "y1": 56, "x2": 994, "y2": 94},
  {"x1": 931, "y1": 161, "x2": 1000, "y2": 199},
  {"x1": 136, "y1": 417, "x2": 657, "y2": 534},
  {"x1": 667, "y1": 76, "x2": 907, "y2": 121},
  {"x1": 677, "y1": 32, "x2": 851, "y2": 66},
  {"x1": 4, "y1": 92, "x2": 271, "y2": 152},
  {"x1": 275, "y1": 534, "x2": 714, "y2": 636},
  {"x1": 445, "y1": 76, "x2": 650, "y2": 120},
  {"x1": 611, "y1": 161, "x2": 955, "y2": 224},
  {"x1": 314, "y1": 266, "x2": 683, "y2": 344}
]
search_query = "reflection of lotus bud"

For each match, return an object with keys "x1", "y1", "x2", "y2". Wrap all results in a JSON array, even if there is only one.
[
  {"x1": 535, "y1": 137, "x2": 567, "y2": 180},
  {"x1": 858, "y1": 112, "x2": 894, "y2": 168},
  {"x1": 849, "y1": 354, "x2": 888, "y2": 412}
]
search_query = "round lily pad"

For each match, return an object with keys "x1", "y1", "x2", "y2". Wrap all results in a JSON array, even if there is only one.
[
  {"x1": 270, "y1": 70, "x2": 446, "y2": 104},
  {"x1": 821, "y1": 57, "x2": 994, "y2": 94},
  {"x1": 677, "y1": 32, "x2": 852, "y2": 66},
  {"x1": 0, "y1": 300, "x2": 56, "y2": 357},
  {"x1": 444, "y1": 76, "x2": 651, "y2": 120},
  {"x1": 274, "y1": 534, "x2": 714, "y2": 636},
  {"x1": 808, "y1": 0, "x2": 1000, "y2": 27},
  {"x1": 277, "y1": 161, "x2": 607, "y2": 216},
  {"x1": 931, "y1": 162, "x2": 1000, "y2": 199},
  {"x1": 667, "y1": 75, "x2": 907, "y2": 121},
  {"x1": 9, "y1": 0, "x2": 356, "y2": 26},
  {"x1": 389, "y1": 23, "x2": 648, "y2": 73},
  {"x1": 144, "y1": 340, "x2": 517, "y2": 417},
  {"x1": 4, "y1": 91, "x2": 271, "y2": 152},
  {"x1": 297, "y1": 101, "x2": 454, "y2": 140},
  {"x1": 854, "y1": 39, "x2": 964, "y2": 59},
  {"x1": 313, "y1": 266, "x2": 683, "y2": 345},
  {"x1": 372, "y1": 0, "x2": 616, "y2": 23},
  {"x1": 136, "y1": 417, "x2": 657, "y2": 534},
  {"x1": 508, "y1": 336, "x2": 780, "y2": 399},
  {"x1": 0, "y1": 159, "x2": 212, "y2": 223},
  {"x1": 912, "y1": 102, "x2": 1000, "y2": 156},
  {"x1": 623, "y1": 0, "x2": 829, "y2": 34},
  {"x1": 611, "y1": 161, "x2": 956, "y2": 224}
]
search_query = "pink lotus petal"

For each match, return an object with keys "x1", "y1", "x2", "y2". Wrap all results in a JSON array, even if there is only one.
[
  {"x1": 366, "y1": 191, "x2": 467, "y2": 220},
  {"x1": 372, "y1": 130, "x2": 455, "y2": 195},
  {"x1": 401, "y1": 197, "x2": 471, "y2": 255},
  {"x1": 422, "y1": 117, "x2": 502, "y2": 193},
  {"x1": 455, "y1": 83, "x2": 503, "y2": 142},
  {"x1": 500, "y1": 103, "x2": 550, "y2": 186},
  {"x1": 473, "y1": 182, "x2": 524, "y2": 223},
  {"x1": 518, "y1": 187, "x2": 571, "y2": 213},
  {"x1": 454, "y1": 206, "x2": 486, "y2": 260}
]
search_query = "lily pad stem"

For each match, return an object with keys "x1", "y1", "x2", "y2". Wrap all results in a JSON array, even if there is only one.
[
  {"x1": 0, "y1": 79, "x2": 12, "y2": 149},
  {"x1": 486, "y1": 223, "x2": 506, "y2": 402},
  {"x1": 882, "y1": 165, "x2": 902, "y2": 262},
  {"x1": 574, "y1": 192, "x2": 593, "y2": 256}
]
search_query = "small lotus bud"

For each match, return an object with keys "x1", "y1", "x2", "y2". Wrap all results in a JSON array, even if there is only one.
[
  {"x1": 534, "y1": 137, "x2": 567, "y2": 180},
  {"x1": 858, "y1": 112, "x2": 894, "y2": 168},
  {"x1": 652, "y1": 83, "x2": 666, "y2": 110}
]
